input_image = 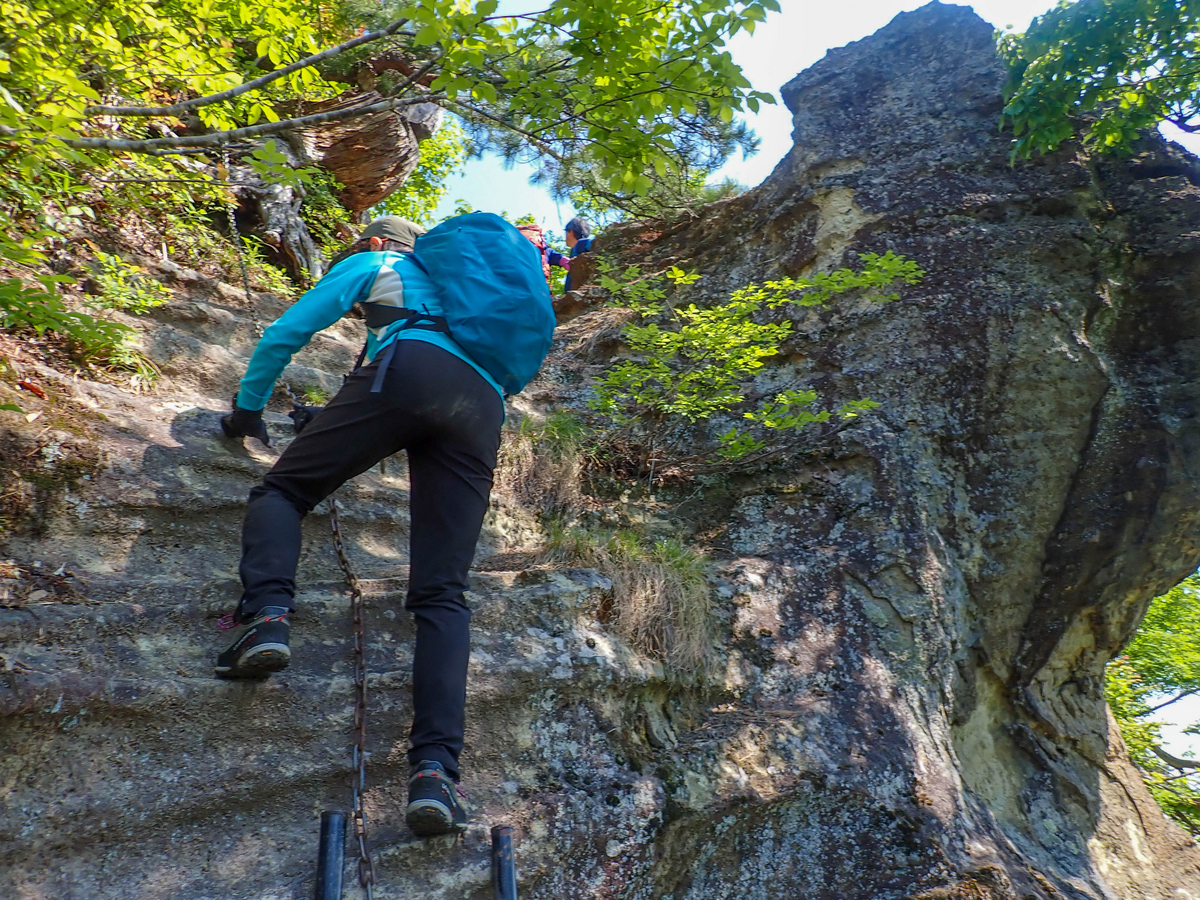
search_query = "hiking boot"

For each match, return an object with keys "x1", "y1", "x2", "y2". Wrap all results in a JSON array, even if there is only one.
[
  {"x1": 215, "y1": 605, "x2": 291, "y2": 679},
  {"x1": 406, "y1": 760, "x2": 467, "y2": 836}
]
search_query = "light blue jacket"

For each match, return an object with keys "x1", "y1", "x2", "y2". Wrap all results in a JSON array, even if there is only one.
[{"x1": 236, "y1": 250, "x2": 504, "y2": 410}]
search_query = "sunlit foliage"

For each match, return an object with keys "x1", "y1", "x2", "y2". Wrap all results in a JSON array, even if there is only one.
[{"x1": 1002, "y1": 0, "x2": 1200, "y2": 155}]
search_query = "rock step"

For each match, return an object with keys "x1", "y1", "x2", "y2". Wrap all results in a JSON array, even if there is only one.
[
  {"x1": 1, "y1": 258, "x2": 629, "y2": 900},
  {"x1": 1, "y1": 565, "x2": 640, "y2": 900},
  {"x1": 0, "y1": 568, "x2": 604, "y2": 636},
  {"x1": 1, "y1": 568, "x2": 629, "y2": 714},
  {"x1": 133, "y1": 268, "x2": 364, "y2": 399}
]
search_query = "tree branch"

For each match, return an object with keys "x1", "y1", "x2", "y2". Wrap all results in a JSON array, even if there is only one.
[
  {"x1": 84, "y1": 18, "x2": 414, "y2": 117},
  {"x1": 1149, "y1": 687, "x2": 1200, "y2": 713},
  {"x1": 86, "y1": 177, "x2": 220, "y2": 184},
  {"x1": 41, "y1": 93, "x2": 446, "y2": 153},
  {"x1": 1154, "y1": 745, "x2": 1200, "y2": 769},
  {"x1": 1167, "y1": 116, "x2": 1200, "y2": 133},
  {"x1": 323, "y1": 50, "x2": 440, "y2": 88},
  {"x1": 381, "y1": 51, "x2": 444, "y2": 103}
]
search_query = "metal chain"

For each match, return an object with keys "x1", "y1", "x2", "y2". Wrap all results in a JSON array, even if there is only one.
[
  {"x1": 220, "y1": 151, "x2": 300, "y2": 406},
  {"x1": 329, "y1": 496, "x2": 376, "y2": 899},
  {"x1": 221, "y1": 152, "x2": 371, "y2": 892}
]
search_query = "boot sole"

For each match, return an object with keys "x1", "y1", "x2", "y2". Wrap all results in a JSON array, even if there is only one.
[
  {"x1": 406, "y1": 800, "x2": 464, "y2": 836},
  {"x1": 215, "y1": 643, "x2": 291, "y2": 679}
]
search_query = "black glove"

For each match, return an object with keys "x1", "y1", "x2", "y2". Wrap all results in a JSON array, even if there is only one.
[
  {"x1": 288, "y1": 403, "x2": 323, "y2": 434},
  {"x1": 220, "y1": 397, "x2": 270, "y2": 446}
]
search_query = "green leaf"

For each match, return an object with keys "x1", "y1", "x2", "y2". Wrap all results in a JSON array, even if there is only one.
[{"x1": 414, "y1": 24, "x2": 441, "y2": 46}]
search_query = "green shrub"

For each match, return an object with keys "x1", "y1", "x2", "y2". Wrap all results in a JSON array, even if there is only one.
[
  {"x1": 91, "y1": 251, "x2": 172, "y2": 313},
  {"x1": 300, "y1": 170, "x2": 357, "y2": 262},
  {"x1": 592, "y1": 253, "x2": 924, "y2": 472},
  {"x1": 301, "y1": 385, "x2": 331, "y2": 405},
  {"x1": 0, "y1": 277, "x2": 132, "y2": 360}
]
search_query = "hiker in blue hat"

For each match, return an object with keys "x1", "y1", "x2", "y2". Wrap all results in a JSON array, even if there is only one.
[
  {"x1": 217, "y1": 213, "x2": 554, "y2": 836},
  {"x1": 545, "y1": 216, "x2": 595, "y2": 293}
]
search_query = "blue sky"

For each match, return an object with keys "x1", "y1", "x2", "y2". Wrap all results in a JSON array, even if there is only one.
[
  {"x1": 432, "y1": 1, "x2": 1200, "y2": 230},
  {"x1": 428, "y1": 2, "x2": 1200, "y2": 756}
]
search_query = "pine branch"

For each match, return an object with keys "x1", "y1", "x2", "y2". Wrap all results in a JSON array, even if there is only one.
[
  {"x1": 448, "y1": 99, "x2": 566, "y2": 161},
  {"x1": 1149, "y1": 686, "x2": 1200, "y2": 713},
  {"x1": 1153, "y1": 745, "x2": 1200, "y2": 769},
  {"x1": 36, "y1": 93, "x2": 447, "y2": 154},
  {"x1": 84, "y1": 19, "x2": 414, "y2": 117}
]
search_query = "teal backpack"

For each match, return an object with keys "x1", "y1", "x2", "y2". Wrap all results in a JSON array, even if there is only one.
[{"x1": 409, "y1": 212, "x2": 555, "y2": 396}]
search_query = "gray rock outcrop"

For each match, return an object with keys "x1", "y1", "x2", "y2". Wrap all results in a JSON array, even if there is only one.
[
  {"x1": 289, "y1": 91, "x2": 440, "y2": 214},
  {"x1": 232, "y1": 95, "x2": 440, "y2": 282},
  {"x1": 2, "y1": 3, "x2": 1199, "y2": 899}
]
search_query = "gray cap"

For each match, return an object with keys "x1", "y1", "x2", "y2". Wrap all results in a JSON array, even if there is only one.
[{"x1": 360, "y1": 216, "x2": 425, "y2": 251}]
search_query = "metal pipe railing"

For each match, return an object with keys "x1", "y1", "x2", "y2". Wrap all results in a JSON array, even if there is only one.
[
  {"x1": 315, "y1": 810, "x2": 346, "y2": 900},
  {"x1": 313, "y1": 811, "x2": 516, "y2": 898},
  {"x1": 491, "y1": 824, "x2": 517, "y2": 900}
]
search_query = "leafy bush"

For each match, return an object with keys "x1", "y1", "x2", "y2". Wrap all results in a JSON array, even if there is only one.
[
  {"x1": 246, "y1": 140, "x2": 320, "y2": 192},
  {"x1": 0, "y1": 275, "x2": 159, "y2": 384},
  {"x1": 91, "y1": 252, "x2": 172, "y2": 313},
  {"x1": 300, "y1": 170, "x2": 357, "y2": 263},
  {"x1": 1, "y1": 278, "x2": 130, "y2": 355},
  {"x1": 301, "y1": 385, "x2": 331, "y2": 405},
  {"x1": 0, "y1": 229, "x2": 157, "y2": 379},
  {"x1": 591, "y1": 253, "x2": 924, "y2": 471},
  {"x1": 0, "y1": 166, "x2": 139, "y2": 366},
  {"x1": 1107, "y1": 574, "x2": 1200, "y2": 836}
]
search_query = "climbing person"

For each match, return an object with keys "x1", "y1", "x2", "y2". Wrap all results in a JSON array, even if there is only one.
[
  {"x1": 515, "y1": 220, "x2": 567, "y2": 289},
  {"x1": 547, "y1": 216, "x2": 595, "y2": 293},
  {"x1": 216, "y1": 212, "x2": 555, "y2": 836}
]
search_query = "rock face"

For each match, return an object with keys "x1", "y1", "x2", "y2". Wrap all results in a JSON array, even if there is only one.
[
  {"x1": 232, "y1": 94, "x2": 440, "y2": 281},
  {"x1": 2, "y1": 3, "x2": 1200, "y2": 899},
  {"x1": 590, "y1": 3, "x2": 1200, "y2": 896},
  {"x1": 291, "y1": 91, "x2": 441, "y2": 214}
]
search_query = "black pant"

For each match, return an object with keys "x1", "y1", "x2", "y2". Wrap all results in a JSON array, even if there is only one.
[{"x1": 238, "y1": 340, "x2": 503, "y2": 780}]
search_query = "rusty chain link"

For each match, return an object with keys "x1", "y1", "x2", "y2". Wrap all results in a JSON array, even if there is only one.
[
  {"x1": 223, "y1": 152, "x2": 375, "y2": 893},
  {"x1": 220, "y1": 152, "x2": 301, "y2": 407},
  {"x1": 329, "y1": 496, "x2": 376, "y2": 899}
]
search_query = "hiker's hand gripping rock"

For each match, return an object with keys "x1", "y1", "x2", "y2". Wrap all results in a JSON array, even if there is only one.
[
  {"x1": 220, "y1": 397, "x2": 271, "y2": 447},
  {"x1": 288, "y1": 402, "x2": 323, "y2": 434}
]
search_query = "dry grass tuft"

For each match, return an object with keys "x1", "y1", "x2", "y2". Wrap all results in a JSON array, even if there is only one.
[
  {"x1": 543, "y1": 522, "x2": 716, "y2": 684},
  {"x1": 494, "y1": 412, "x2": 585, "y2": 517},
  {"x1": 495, "y1": 410, "x2": 717, "y2": 683}
]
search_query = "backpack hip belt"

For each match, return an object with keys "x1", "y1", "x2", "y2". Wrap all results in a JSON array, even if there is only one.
[
  {"x1": 354, "y1": 304, "x2": 449, "y2": 392},
  {"x1": 361, "y1": 303, "x2": 447, "y2": 333}
]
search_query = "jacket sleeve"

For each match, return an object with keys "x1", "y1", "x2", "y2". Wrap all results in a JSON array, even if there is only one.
[
  {"x1": 236, "y1": 254, "x2": 383, "y2": 410},
  {"x1": 546, "y1": 248, "x2": 569, "y2": 268}
]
